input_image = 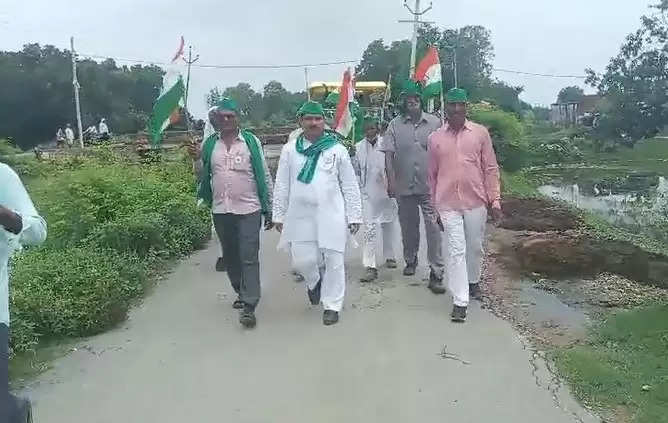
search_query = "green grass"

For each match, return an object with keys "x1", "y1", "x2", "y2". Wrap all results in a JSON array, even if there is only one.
[
  {"x1": 554, "y1": 305, "x2": 668, "y2": 423},
  {"x1": 584, "y1": 138, "x2": 668, "y2": 173}
]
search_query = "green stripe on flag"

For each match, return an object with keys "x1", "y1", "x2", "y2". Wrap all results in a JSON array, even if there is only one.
[
  {"x1": 423, "y1": 81, "x2": 442, "y2": 99},
  {"x1": 148, "y1": 76, "x2": 185, "y2": 146}
]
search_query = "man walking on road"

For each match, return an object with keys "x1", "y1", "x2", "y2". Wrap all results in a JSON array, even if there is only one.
[
  {"x1": 190, "y1": 98, "x2": 273, "y2": 329},
  {"x1": 1, "y1": 162, "x2": 47, "y2": 422},
  {"x1": 354, "y1": 117, "x2": 399, "y2": 283},
  {"x1": 379, "y1": 80, "x2": 445, "y2": 293},
  {"x1": 428, "y1": 88, "x2": 502, "y2": 322},
  {"x1": 273, "y1": 101, "x2": 362, "y2": 326}
]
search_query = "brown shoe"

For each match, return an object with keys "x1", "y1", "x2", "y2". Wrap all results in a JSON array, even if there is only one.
[
  {"x1": 469, "y1": 283, "x2": 482, "y2": 301},
  {"x1": 451, "y1": 305, "x2": 467, "y2": 323},
  {"x1": 360, "y1": 267, "x2": 378, "y2": 283},
  {"x1": 385, "y1": 259, "x2": 398, "y2": 269},
  {"x1": 428, "y1": 270, "x2": 446, "y2": 294}
]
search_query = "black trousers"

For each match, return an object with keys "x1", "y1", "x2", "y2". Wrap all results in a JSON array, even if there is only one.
[
  {"x1": 212, "y1": 211, "x2": 262, "y2": 308},
  {"x1": 0, "y1": 324, "x2": 32, "y2": 422}
]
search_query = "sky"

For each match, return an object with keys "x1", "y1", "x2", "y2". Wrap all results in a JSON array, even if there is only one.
[{"x1": 0, "y1": 0, "x2": 657, "y2": 117}]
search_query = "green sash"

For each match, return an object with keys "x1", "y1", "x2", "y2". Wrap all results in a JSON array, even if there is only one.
[{"x1": 295, "y1": 131, "x2": 339, "y2": 184}]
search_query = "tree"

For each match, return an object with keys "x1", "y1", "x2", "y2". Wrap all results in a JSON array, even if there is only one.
[
  {"x1": 355, "y1": 25, "x2": 523, "y2": 114},
  {"x1": 0, "y1": 44, "x2": 163, "y2": 148},
  {"x1": 557, "y1": 86, "x2": 584, "y2": 103},
  {"x1": 586, "y1": 1, "x2": 668, "y2": 145}
]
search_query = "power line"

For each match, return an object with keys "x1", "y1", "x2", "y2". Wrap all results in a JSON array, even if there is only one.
[
  {"x1": 493, "y1": 68, "x2": 587, "y2": 79},
  {"x1": 79, "y1": 52, "x2": 588, "y2": 79},
  {"x1": 79, "y1": 53, "x2": 359, "y2": 69}
]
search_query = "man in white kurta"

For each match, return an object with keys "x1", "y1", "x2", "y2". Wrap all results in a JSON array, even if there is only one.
[
  {"x1": 354, "y1": 118, "x2": 399, "y2": 282},
  {"x1": 273, "y1": 101, "x2": 362, "y2": 326}
]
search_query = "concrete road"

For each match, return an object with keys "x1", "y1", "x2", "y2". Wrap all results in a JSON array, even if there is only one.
[{"x1": 24, "y1": 230, "x2": 597, "y2": 422}]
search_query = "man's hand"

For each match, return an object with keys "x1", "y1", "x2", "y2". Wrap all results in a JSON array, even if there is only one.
[
  {"x1": 348, "y1": 223, "x2": 360, "y2": 235},
  {"x1": 436, "y1": 215, "x2": 445, "y2": 232},
  {"x1": 264, "y1": 214, "x2": 274, "y2": 231},
  {"x1": 0, "y1": 206, "x2": 22, "y2": 234},
  {"x1": 274, "y1": 222, "x2": 283, "y2": 233},
  {"x1": 186, "y1": 138, "x2": 200, "y2": 160}
]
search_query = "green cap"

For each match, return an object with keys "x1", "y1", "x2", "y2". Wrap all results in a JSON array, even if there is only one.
[
  {"x1": 401, "y1": 79, "x2": 423, "y2": 97},
  {"x1": 297, "y1": 101, "x2": 325, "y2": 117},
  {"x1": 324, "y1": 92, "x2": 340, "y2": 107},
  {"x1": 445, "y1": 88, "x2": 468, "y2": 103},
  {"x1": 215, "y1": 97, "x2": 239, "y2": 113},
  {"x1": 363, "y1": 116, "x2": 380, "y2": 126}
]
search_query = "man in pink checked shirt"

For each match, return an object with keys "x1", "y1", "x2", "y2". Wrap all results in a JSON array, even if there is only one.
[{"x1": 427, "y1": 88, "x2": 502, "y2": 323}]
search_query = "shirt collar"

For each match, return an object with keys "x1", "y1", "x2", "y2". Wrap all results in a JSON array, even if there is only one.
[
  {"x1": 443, "y1": 119, "x2": 472, "y2": 133},
  {"x1": 403, "y1": 112, "x2": 427, "y2": 124}
]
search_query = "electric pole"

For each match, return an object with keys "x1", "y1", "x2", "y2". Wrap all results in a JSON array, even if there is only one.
[
  {"x1": 182, "y1": 45, "x2": 199, "y2": 131},
  {"x1": 70, "y1": 36, "x2": 84, "y2": 148},
  {"x1": 399, "y1": 0, "x2": 435, "y2": 78},
  {"x1": 304, "y1": 67, "x2": 311, "y2": 100}
]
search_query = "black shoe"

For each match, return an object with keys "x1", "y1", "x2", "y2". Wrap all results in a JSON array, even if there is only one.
[
  {"x1": 428, "y1": 270, "x2": 446, "y2": 294},
  {"x1": 403, "y1": 262, "x2": 417, "y2": 276},
  {"x1": 323, "y1": 310, "x2": 339, "y2": 326},
  {"x1": 385, "y1": 259, "x2": 398, "y2": 269},
  {"x1": 232, "y1": 297, "x2": 244, "y2": 309},
  {"x1": 215, "y1": 257, "x2": 226, "y2": 272},
  {"x1": 360, "y1": 267, "x2": 378, "y2": 283},
  {"x1": 469, "y1": 283, "x2": 482, "y2": 301},
  {"x1": 239, "y1": 305, "x2": 257, "y2": 328},
  {"x1": 451, "y1": 305, "x2": 467, "y2": 323},
  {"x1": 308, "y1": 280, "x2": 322, "y2": 305}
]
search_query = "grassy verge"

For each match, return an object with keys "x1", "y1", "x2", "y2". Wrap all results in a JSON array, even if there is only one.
[
  {"x1": 553, "y1": 305, "x2": 668, "y2": 423},
  {"x1": 4, "y1": 148, "x2": 210, "y2": 357}
]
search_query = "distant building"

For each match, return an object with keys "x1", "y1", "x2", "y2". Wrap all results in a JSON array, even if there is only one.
[{"x1": 550, "y1": 94, "x2": 603, "y2": 126}]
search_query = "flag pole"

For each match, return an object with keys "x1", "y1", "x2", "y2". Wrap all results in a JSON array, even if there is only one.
[{"x1": 440, "y1": 85, "x2": 445, "y2": 125}]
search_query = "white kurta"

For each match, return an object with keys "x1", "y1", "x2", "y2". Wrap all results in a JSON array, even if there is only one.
[
  {"x1": 354, "y1": 137, "x2": 399, "y2": 268},
  {"x1": 354, "y1": 137, "x2": 398, "y2": 224},
  {"x1": 273, "y1": 139, "x2": 363, "y2": 253}
]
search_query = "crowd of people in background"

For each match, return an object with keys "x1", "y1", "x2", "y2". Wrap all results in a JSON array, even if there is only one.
[
  {"x1": 191, "y1": 79, "x2": 501, "y2": 328},
  {"x1": 54, "y1": 118, "x2": 111, "y2": 148}
]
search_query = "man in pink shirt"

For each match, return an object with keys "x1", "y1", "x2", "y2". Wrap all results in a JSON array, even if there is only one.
[
  {"x1": 427, "y1": 88, "x2": 502, "y2": 323},
  {"x1": 189, "y1": 98, "x2": 273, "y2": 329}
]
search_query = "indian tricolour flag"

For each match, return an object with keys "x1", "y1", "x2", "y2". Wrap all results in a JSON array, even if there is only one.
[
  {"x1": 148, "y1": 37, "x2": 186, "y2": 146},
  {"x1": 414, "y1": 46, "x2": 442, "y2": 98},
  {"x1": 334, "y1": 68, "x2": 355, "y2": 138}
]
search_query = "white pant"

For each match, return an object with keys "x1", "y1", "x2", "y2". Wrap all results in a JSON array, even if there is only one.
[
  {"x1": 441, "y1": 206, "x2": 487, "y2": 307},
  {"x1": 362, "y1": 220, "x2": 397, "y2": 269},
  {"x1": 291, "y1": 242, "x2": 345, "y2": 312}
]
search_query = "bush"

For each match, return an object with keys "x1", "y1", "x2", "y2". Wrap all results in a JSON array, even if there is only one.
[
  {"x1": 7, "y1": 151, "x2": 210, "y2": 353},
  {"x1": 10, "y1": 248, "x2": 146, "y2": 344},
  {"x1": 469, "y1": 104, "x2": 530, "y2": 172}
]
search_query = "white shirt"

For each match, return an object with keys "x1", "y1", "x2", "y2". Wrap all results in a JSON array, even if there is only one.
[
  {"x1": 99, "y1": 121, "x2": 109, "y2": 134},
  {"x1": 0, "y1": 164, "x2": 47, "y2": 325},
  {"x1": 273, "y1": 138, "x2": 362, "y2": 252},
  {"x1": 354, "y1": 137, "x2": 398, "y2": 224},
  {"x1": 65, "y1": 128, "x2": 74, "y2": 141}
]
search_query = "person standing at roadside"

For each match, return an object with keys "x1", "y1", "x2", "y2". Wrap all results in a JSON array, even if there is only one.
[
  {"x1": 379, "y1": 80, "x2": 445, "y2": 293},
  {"x1": 189, "y1": 98, "x2": 273, "y2": 329},
  {"x1": 427, "y1": 88, "x2": 502, "y2": 322},
  {"x1": 65, "y1": 124, "x2": 75, "y2": 148},
  {"x1": 0, "y1": 162, "x2": 47, "y2": 422}
]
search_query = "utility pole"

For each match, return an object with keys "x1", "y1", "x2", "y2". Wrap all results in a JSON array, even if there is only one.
[
  {"x1": 70, "y1": 36, "x2": 84, "y2": 148},
  {"x1": 304, "y1": 67, "x2": 311, "y2": 100},
  {"x1": 399, "y1": 0, "x2": 434, "y2": 78},
  {"x1": 182, "y1": 45, "x2": 199, "y2": 131}
]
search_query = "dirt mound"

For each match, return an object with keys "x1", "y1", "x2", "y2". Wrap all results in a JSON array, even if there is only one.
[
  {"x1": 515, "y1": 231, "x2": 668, "y2": 288},
  {"x1": 501, "y1": 197, "x2": 581, "y2": 232}
]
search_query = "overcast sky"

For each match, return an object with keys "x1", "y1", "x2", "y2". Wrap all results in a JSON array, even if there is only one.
[{"x1": 1, "y1": 0, "x2": 656, "y2": 117}]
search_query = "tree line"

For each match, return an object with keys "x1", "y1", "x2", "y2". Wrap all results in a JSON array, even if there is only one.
[{"x1": 1, "y1": 4, "x2": 666, "y2": 149}]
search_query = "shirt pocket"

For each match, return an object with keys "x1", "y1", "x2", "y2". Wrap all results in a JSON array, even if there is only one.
[
  {"x1": 230, "y1": 153, "x2": 252, "y2": 172},
  {"x1": 317, "y1": 153, "x2": 336, "y2": 173}
]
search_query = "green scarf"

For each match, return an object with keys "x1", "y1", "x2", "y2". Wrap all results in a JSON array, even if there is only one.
[
  {"x1": 295, "y1": 131, "x2": 339, "y2": 184},
  {"x1": 198, "y1": 129, "x2": 270, "y2": 214}
]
